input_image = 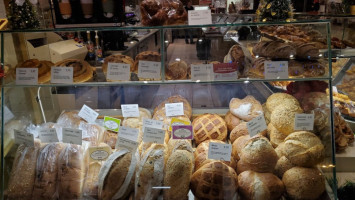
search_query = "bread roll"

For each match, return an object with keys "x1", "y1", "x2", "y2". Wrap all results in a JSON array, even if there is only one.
[
  {"x1": 283, "y1": 131, "x2": 325, "y2": 167},
  {"x1": 102, "y1": 54, "x2": 135, "y2": 78},
  {"x1": 229, "y1": 95, "x2": 263, "y2": 121},
  {"x1": 270, "y1": 104, "x2": 303, "y2": 135},
  {"x1": 224, "y1": 111, "x2": 241, "y2": 132},
  {"x1": 274, "y1": 156, "x2": 295, "y2": 179},
  {"x1": 268, "y1": 123, "x2": 286, "y2": 148},
  {"x1": 238, "y1": 171, "x2": 284, "y2": 200},
  {"x1": 122, "y1": 107, "x2": 152, "y2": 129},
  {"x1": 191, "y1": 161, "x2": 238, "y2": 200},
  {"x1": 266, "y1": 93, "x2": 300, "y2": 113},
  {"x1": 230, "y1": 122, "x2": 248, "y2": 143},
  {"x1": 153, "y1": 95, "x2": 192, "y2": 120},
  {"x1": 192, "y1": 113, "x2": 228, "y2": 145},
  {"x1": 283, "y1": 167, "x2": 325, "y2": 200},
  {"x1": 232, "y1": 135, "x2": 250, "y2": 161},
  {"x1": 166, "y1": 60, "x2": 188, "y2": 80},
  {"x1": 275, "y1": 142, "x2": 285, "y2": 158}
]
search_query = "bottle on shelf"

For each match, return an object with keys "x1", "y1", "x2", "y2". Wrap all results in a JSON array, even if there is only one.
[
  {"x1": 75, "y1": 31, "x2": 84, "y2": 44},
  {"x1": 85, "y1": 31, "x2": 95, "y2": 63},
  {"x1": 95, "y1": 30, "x2": 103, "y2": 65}
]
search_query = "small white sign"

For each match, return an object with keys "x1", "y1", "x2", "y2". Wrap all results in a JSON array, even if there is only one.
[
  {"x1": 294, "y1": 113, "x2": 314, "y2": 131},
  {"x1": 264, "y1": 61, "x2": 289, "y2": 79},
  {"x1": 142, "y1": 118, "x2": 164, "y2": 131},
  {"x1": 14, "y1": 129, "x2": 34, "y2": 147},
  {"x1": 121, "y1": 104, "x2": 140, "y2": 118},
  {"x1": 165, "y1": 102, "x2": 184, "y2": 117},
  {"x1": 51, "y1": 67, "x2": 73, "y2": 84},
  {"x1": 333, "y1": 86, "x2": 338, "y2": 94},
  {"x1": 191, "y1": 64, "x2": 213, "y2": 81},
  {"x1": 16, "y1": 68, "x2": 38, "y2": 85},
  {"x1": 3, "y1": 106, "x2": 15, "y2": 124},
  {"x1": 78, "y1": 104, "x2": 99, "y2": 123},
  {"x1": 39, "y1": 128, "x2": 59, "y2": 143},
  {"x1": 188, "y1": 10, "x2": 212, "y2": 25},
  {"x1": 62, "y1": 128, "x2": 82, "y2": 145},
  {"x1": 143, "y1": 127, "x2": 165, "y2": 144},
  {"x1": 116, "y1": 137, "x2": 139, "y2": 152},
  {"x1": 138, "y1": 61, "x2": 161, "y2": 79},
  {"x1": 208, "y1": 142, "x2": 231, "y2": 162},
  {"x1": 107, "y1": 63, "x2": 130, "y2": 81},
  {"x1": 247, "y1": 115, "x2": 267, "y2": 137},
  {"x1": 118, "y1": 126, "x2": 139, "y2": 142}
]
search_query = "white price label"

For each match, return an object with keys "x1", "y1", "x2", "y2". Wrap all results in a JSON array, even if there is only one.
[
  {"x1": 121, "y1": 104, "x2": 140, "y2": 117},
  {"x1": 51, "y1": 67, "x2": 73, "y2": 84},
  {"x1": 138, "y1": 61, "x2": 161, "y2": 79},
  {"x1": 143, "y1": 127, "x2": 165, "y2": 144},
  {"x1": 78, "y1": 104, "x2": 99, "y2": 123},
  {"x1": 3, "y1": 106, "x2": 15, "y2": 124},
  {"x1": 247, "y1": 115, "x2": 267, "y2": 137},
  {"x1": 16, "y1": 68, "x2": 38, "y2": 85},
  {"x1": 14, "y1": 130, "x2": 34, "y2": 147},
  {"x1": 62, "y1": 128, "x2": 82, "y2": 145},
  {"x1": 165, "y1": 102, "x2": 184, "y2": 117},
  {"x1": 333, "y1": 86, "x2": 338, "y2": 94},
  {"x1": 118, "y1": 126, "x2": 139, "y2": 141},
  {"x1": 208, "y1": 142, "x2": 231, "y2": 162},
  {"x1": 107, "y1": 63, "x2": 130, "y2": 81},
  {"x1": 294, "y1": 113, "x2": 314, "y2": 131},
  {"x1": 39, "y1": 128, "x2": 59, "y2": 143},
  {"x1": 116, "y1": 137, "x2": 139, "y2": 152},
  {"x1": 188, "y1": 10, "x2": 212, "y2": 25},
  {"x1": 264, "y1": 61, "x2": 289, "y2": 79},
  {"x1": 191, "y1": 64, "x2": 213, "y2": 81},
  {"x1": 142, "y1": 118, "x2": 164, "y2": 131}
]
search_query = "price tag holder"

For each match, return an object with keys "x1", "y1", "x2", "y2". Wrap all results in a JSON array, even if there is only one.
[
  {"x1": 116, "y1": 137, "x2": 139, "y2": 152},
  {"x1": 138, "y1": 61, "x2": 161, "y2": 79},
  {"x1": 143, "y1": 127, "x2": 165, "y2": 144},
  {"x1": 172, "y1": 125, "x2": 193, "y2": 140},
  {"x1": 14, "y1": 130, "x2": 34, "y2": 147},
  {"x1": 208, "y1": 142, "x2": 231, "y2": 162},
  {"x1": 39, "y1": 128, "x2": 59, "y2": 143},
  {"x1": 16, "y1": 68, "x2": 38, "y2": 85},
  {"x1": 107, "y1": 63, "x2": 130, "y2": 81},
  {"x1": 89, "y1": 146, "x2": 111, "y2": 162},
  {"x1": 264, "y1": 61, "x2": 289, "y2": 79},
  {"x1": 191, "y1": 64, "x2": 213, "y2": 81},
  {"x1": 188, "y1": 10, "x2": 212, "y2": 25},
  {"x1": 169, "y1": 117, "x2": 191, "y2": 131},
  {"x1": 247, "y1": 115, "x2": 267, "y2": 137},
  {"x1": 294, "y1": 113, "x2": 314, "y2": 131},
  {"x1": 62, "y1": 128, "x2": 82, "y2": 145},
  {"x1": 143, "y1": 118, "x2": 164, "y2": 131},
  {"x1": 51, "y1": 67, "x2": 73, "y2": 84},
  {"x1": 121, "y1": 104, "x2": 140, "y2": 117},
  {"x1": 78, "y1": 104, "x2": 99, "y2": 123},
  {"x1": 118, "y1": 126, "x2": 139, "y2": 141},
  {"x1": 213, "y1": 63, "x2": 238, "y2": 81},
  {"x1": 165, "y1": 102, "x2": 184, "y2": 117},
  {"x1": 104, "y1": 116, "x2": 121, "y2": 132}
]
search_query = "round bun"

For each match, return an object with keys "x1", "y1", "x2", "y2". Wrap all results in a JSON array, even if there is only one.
[
  {"x1": 232, "y1": 135, "x2": 250, "y2": 161},
  {"x1": 266, "y1": 93, "x2": 300, "y2": 113},
  {"x1": 191, "y1": 161, "x2": 238, "y2": 200},
  {"x1": 229, "y1": 95, "x2": 263, "y2": 121},
  {"x1": 224, "y1": 111, "x2": 241, "y2": 132},
  {"x1": 270, "y1": 104, "x2": 303, "y2": 135},
  {"x1": 230, "y1": 122, "x2": 248, "y2": 144},
  {"x1": 283, "y1": 167, "x2": 325, "y2": 200},
  {"x1": 267, "y1": 123, "x2": 287, "y2": 148},
  {"x1": 275, "y1": 142, "x2": 285, "y2": 158},
  {"x1": 102, "y1": 54, "x2": 135, "y2": 76},
  {"x1": 166, "y1": 60, "x2": 188, "y2": 80},
  {"x1": 274, "y1": 156, "x2": 295, "y2": 178},
  {"x1": 192, "y1": 114, "x2": 228, "y2": 145},
  {"x1": 153, "y1": 95, "x2": 192, "y2": 120},
  {"x1": 54, "y1": 59, "x2": 93, "y2": 83}
]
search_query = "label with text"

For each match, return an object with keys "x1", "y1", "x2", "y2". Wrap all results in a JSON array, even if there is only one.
[
  {"x1": 143, "y1": 127, "x2": 165, "y2": 144},
  {"x1": 62, "y1": 128, "x2": 82, "y2": 145},
  {"x1": 213, "y1": 63, "x2": 238, "y2": 81},
  {"x1": 115, "y1": 137, "x2": 139, "y2": 152},
  {"x1": 14, "y1": 129, "x2": 34, "y2": 147},
  {"x1": 264, "y1": 61, "x2": 289, "y2": 79},
  {"x1": 51, "y1": 67, "x2": 73, "y2": 84},
  {"x1": 89, "y1": 146, "x2": 111, "y2": 161},
  {"x1": 107, "y1": 63, "x2": 130, "y2": 81},
  {"x1": 169, "y1": 117, "x2": 191, "y2": 131},
  {"x1": 172, "y1": 125, "x2": 193, "y2": 140},
  {"x1": 208, "y1": 142, "x2": 231, "y2": 162},
  {"x1": 188, "y1": 10, "x2": 212, "y2": 25},
  {"x1": 16, "y1": 68, "x2": 38, "y2": 85},
  {"x1": 121, "y1": 104, "x2": 140, "y2": 117},
  {"x1": 78, "y1": 104, "x2": 99, "y2": 123},
  {"x1": 165, "y1": 102, "x2": 184, "y2": 117},
  {"x1": 294, "y1": 113, "x2": 314, "y2": 131},
  {"x1": 247, "y1": 115, "x2": 267, "y2": 137},
  {"x1": 39, "y1": 128, "x2": 59, "y2": 143},
  {"x1": 142, "y1": 118, "x2": 164, "y2": 132},
  {"x1": 138, "y1": 61, "x2": 161, "y2": 79},
  {"x1": 191, "y1": 64, "x2": 213, "y2": 81},
  {"x1": 118, "y1": 126, "x2": 139, "y2": 141},
  {"x1": 104, "y1": 116, "x2": 121, "y2": 132}
]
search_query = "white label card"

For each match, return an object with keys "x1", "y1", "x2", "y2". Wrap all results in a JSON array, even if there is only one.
[
  {"x1": 142, "y1": 118, "x2": 164, "y2": 131},
  {"x1": 51, "y1": 67, "x2": 73, "y2": 84},
  {"x1": 333, "y1": 86, "x2": 338, "y2": 94},
  {"x1": 208, "y1": 142, "x2": 231, "y2": 162},
  {"x1": 138, "y1": 61, "x2": 161, "y2": 79},
  {"x1": 264, "y1": 61, "x2": 289, "y2": 79},
  {"x1": 165, "y1": 102, "x2": 184, "y2": 117},
  {"x1": 16, "y1": 68, "x2": 38, "y2": 85},
  {"x1": 39, "y1": 128, "x2": 59, "y2": 143},
  {"x1": 14, "y1": 129, "x2": 34, "y2": 147},
  {"x1": 294, "y1": 113, "x2": 314, "y2": 131},
  {"x1": 121, "y1": 104, "x2": 140, "y2": 117},
  {"x1": 78, "y1": 104, "x2": 99, "y2": 123},
  {"x1": 116, "y1": 137, "x2": 139, "y2": 152},
  {"x1": 107, "y1": 63, "x2": 130, "y2": 81},
  {"x1": 247, "y1": 115, "x2": 267, "y2": 137},
  {"x1": 188, "y1": 10, "x2": 212, "y2": 25},
  {"x1": 118, "y1": 126, "x2": 139, "y2": 141},
  {"x1": 191, "y1": 64, "x2": 213, "y2": 82},
  {"x1": 62, "y1": 128, "x2": 82, "y2": 145},
  {"x1": 143, "y1": 127, "x2": 165, "y2": 144}
]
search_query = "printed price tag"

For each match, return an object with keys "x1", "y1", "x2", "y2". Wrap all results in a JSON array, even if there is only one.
[
  {"x1": 294, "y1": 113, "x2": 314, "y2": 131},
  {"x1": 332, "y1": 86, "x2": 338, "y2": 94},
  {"x1": 169, "y1": 117, "x2": 191, "y2": 131},
  {"x1": 118, "y1": 126, "x2": 139, "y2": 141},
  {"x1": 14, "y1": 129, "x2": 34, "y2": 147},
  {"x1": 3, "y1": 106, "x2": 15, "y2": 124},
  {"x1": 188, "y1": 10, "x2": 212, "y2": 25},
  {"x1": 208, "y1": 142, "x2": 231, "y2": 162},
  {"x1": 143, "y1": 127, "x2": 165, "y2": 144},
  {"x1": 213, "y1": 63, "x2": 238, "y2": 81},
  {"x1": 51, "y1": 67, "x2": 73, "y2": 84},
  {"x1": 264, "y1": 61, "x2": 289, "y2": 79},
  {"x1": 165, "y1": 102, "x2": 184, "y2": 117},
  {"x1": 121, "y1": 104, "x2": 140, "y2": 117},
  {"x1": 39, "y1": 128, "x2": 59, "y2": 143},
  {"x1": 191, "y1": 64, "x2": 213, "y2": 81},
  {"x1": 247, "y1": 115, "x2": 267, "y2": 137},
  {"x1": 142, "y1": 118, "x2": 164, "y2": 131},
  {"x1": 138, "y1": 61, "x2": 161, "y2": 79},
  {"x1": 107, "y1": 63, "x2": 130, "y2": 81},
  {"x1": 104, "y1": 116, "x2": 121, "y2": 132},
  {"x1": 89, "y1": 146, "x2": 111, "y2": 161},
  {"x1": 78, "y1": 104, "x2": 99, "y2": 123},
  {"x1": 16, "y1": 68, "x2": 38, "y2": 85},
  {"x1": 172, "y1": 125, "x2": 193, "y2": 140},
  {"x1": 116, "y1": 137, "x2": 139, "y2": 152},
  {"x1": 62, "y1": 128, "x2": 82, "y2": 145}
]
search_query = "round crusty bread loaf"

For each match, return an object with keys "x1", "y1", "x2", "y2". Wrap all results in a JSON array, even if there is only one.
[
  {"x1": 102, "y1": 54, "x2": 135, "y2": 75},
  {"x1": 192, "y1": 114, "x2": 228, "y2": 145},
  {"x1": 229, "y1": 95, "x2": 263, "y2": 121},
  {"x1": 134, "y1": 51, "x2": 161, "y2": 80},
  {"x1": 153, "y1": 95, "x2": 192, "y2": 120},
  {"x1": 230, "y1": 122, "x2": 248, "y2": 144},
  {"x1": 165, "y1": 60, "x2": 188, "y2": 80},
  {"x1": 275, "y1": 142, "x2": 285, "y2": 158},
  {"x1": 274, "y1": 156, "x2": 295, "y2": 179},
  {"x1": 262, "y1": 103, "x2": 271, "y2": 125},
  {"x1": 122, "y1": 108, "x2": 152, "y2": 129},
  {"x1": 270, "y1": 104, "x2": 303, "y2": 135},
  {"x1": 191, "y1": 161, "x2": 238, "y2": 200},
  {"x1": 283, "y1": 167, "x2": 325, "y2": 200},
  {"x1": 225, "y1": 111, "x2": 241, "y2": 132},
  {"x1": 238, "y1": 171, "x2": 285, "y2": 200},
  {"x1": 283, "y1": 131, "x2": 325, "y2": 167},
  {"x1": 268, "y1": 123, "x2": 287, "y2": 148},
  {"x1": 266, "y1": 93, "x2": 300, "y2": 113},
  {"x1": 232, "y1": 135, "x2": 251, "y2": 161}
]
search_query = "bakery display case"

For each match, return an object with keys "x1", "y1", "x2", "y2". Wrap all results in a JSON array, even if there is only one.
[{"x1": 0, "y1": 19, "x2": 339, "y2": 200}]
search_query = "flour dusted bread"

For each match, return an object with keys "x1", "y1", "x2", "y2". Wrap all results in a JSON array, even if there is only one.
[
  {"x1": 229, "y1": 95, "x2": 263, "y2": 121},
  {"x1": 192, "y1": 114, "x2": 228, "y2": 145},
  {"x1": 224, "y1": 111, "x2": 241, "y2": 132},
  {"x1": 266, "y1": 93, "x2": 300, "y2": 113},
  {"x1": 270, "y1": 104, "x2": 303, "y2": 135}
]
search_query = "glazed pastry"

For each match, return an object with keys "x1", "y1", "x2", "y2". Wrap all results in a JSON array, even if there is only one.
[
  {"x1": 252, "y1": 41, "x2": 296, "y2": 59},
  {"x1": 15, "y1": 59, "x2": 53, "y2": 83},
  {"x1": 54, "y1": 59, "x2": 93, "y2": 83}
]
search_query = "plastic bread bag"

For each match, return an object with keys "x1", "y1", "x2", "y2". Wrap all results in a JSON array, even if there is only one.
[
  {"x1": 135, "y1": 144, "x2": 165, "y2": 200},
  {"x1": 162, "y1": 0, "x2": 187, "y2": 25},
  {"x1": 223, "y1": 44, "x2": 252, "y2": 77},
  {"x1": 32, "y1": 143, "x2": 67, "y2": 200},
  {"x1": 140, "y1": 0, "x2": 167, "y2": 26},
  {"x1": 26, "y1": 122, "x2": 57, "y2": 140},
  {"x1": 79, "y1": 122, "x2": 105, "y2": 146},
  {"x1": 4, "y1": 116, "x2": 31, "y2": 143},
  {"x1": 103, "y1": 129, "x2": 118, "y2": 149},
  {"x1": 57, "y1": 110, "x2": 84, "y2": 128},
  {"x1": 6, "y1": 139, "x2": 41, "y2": 200}
]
